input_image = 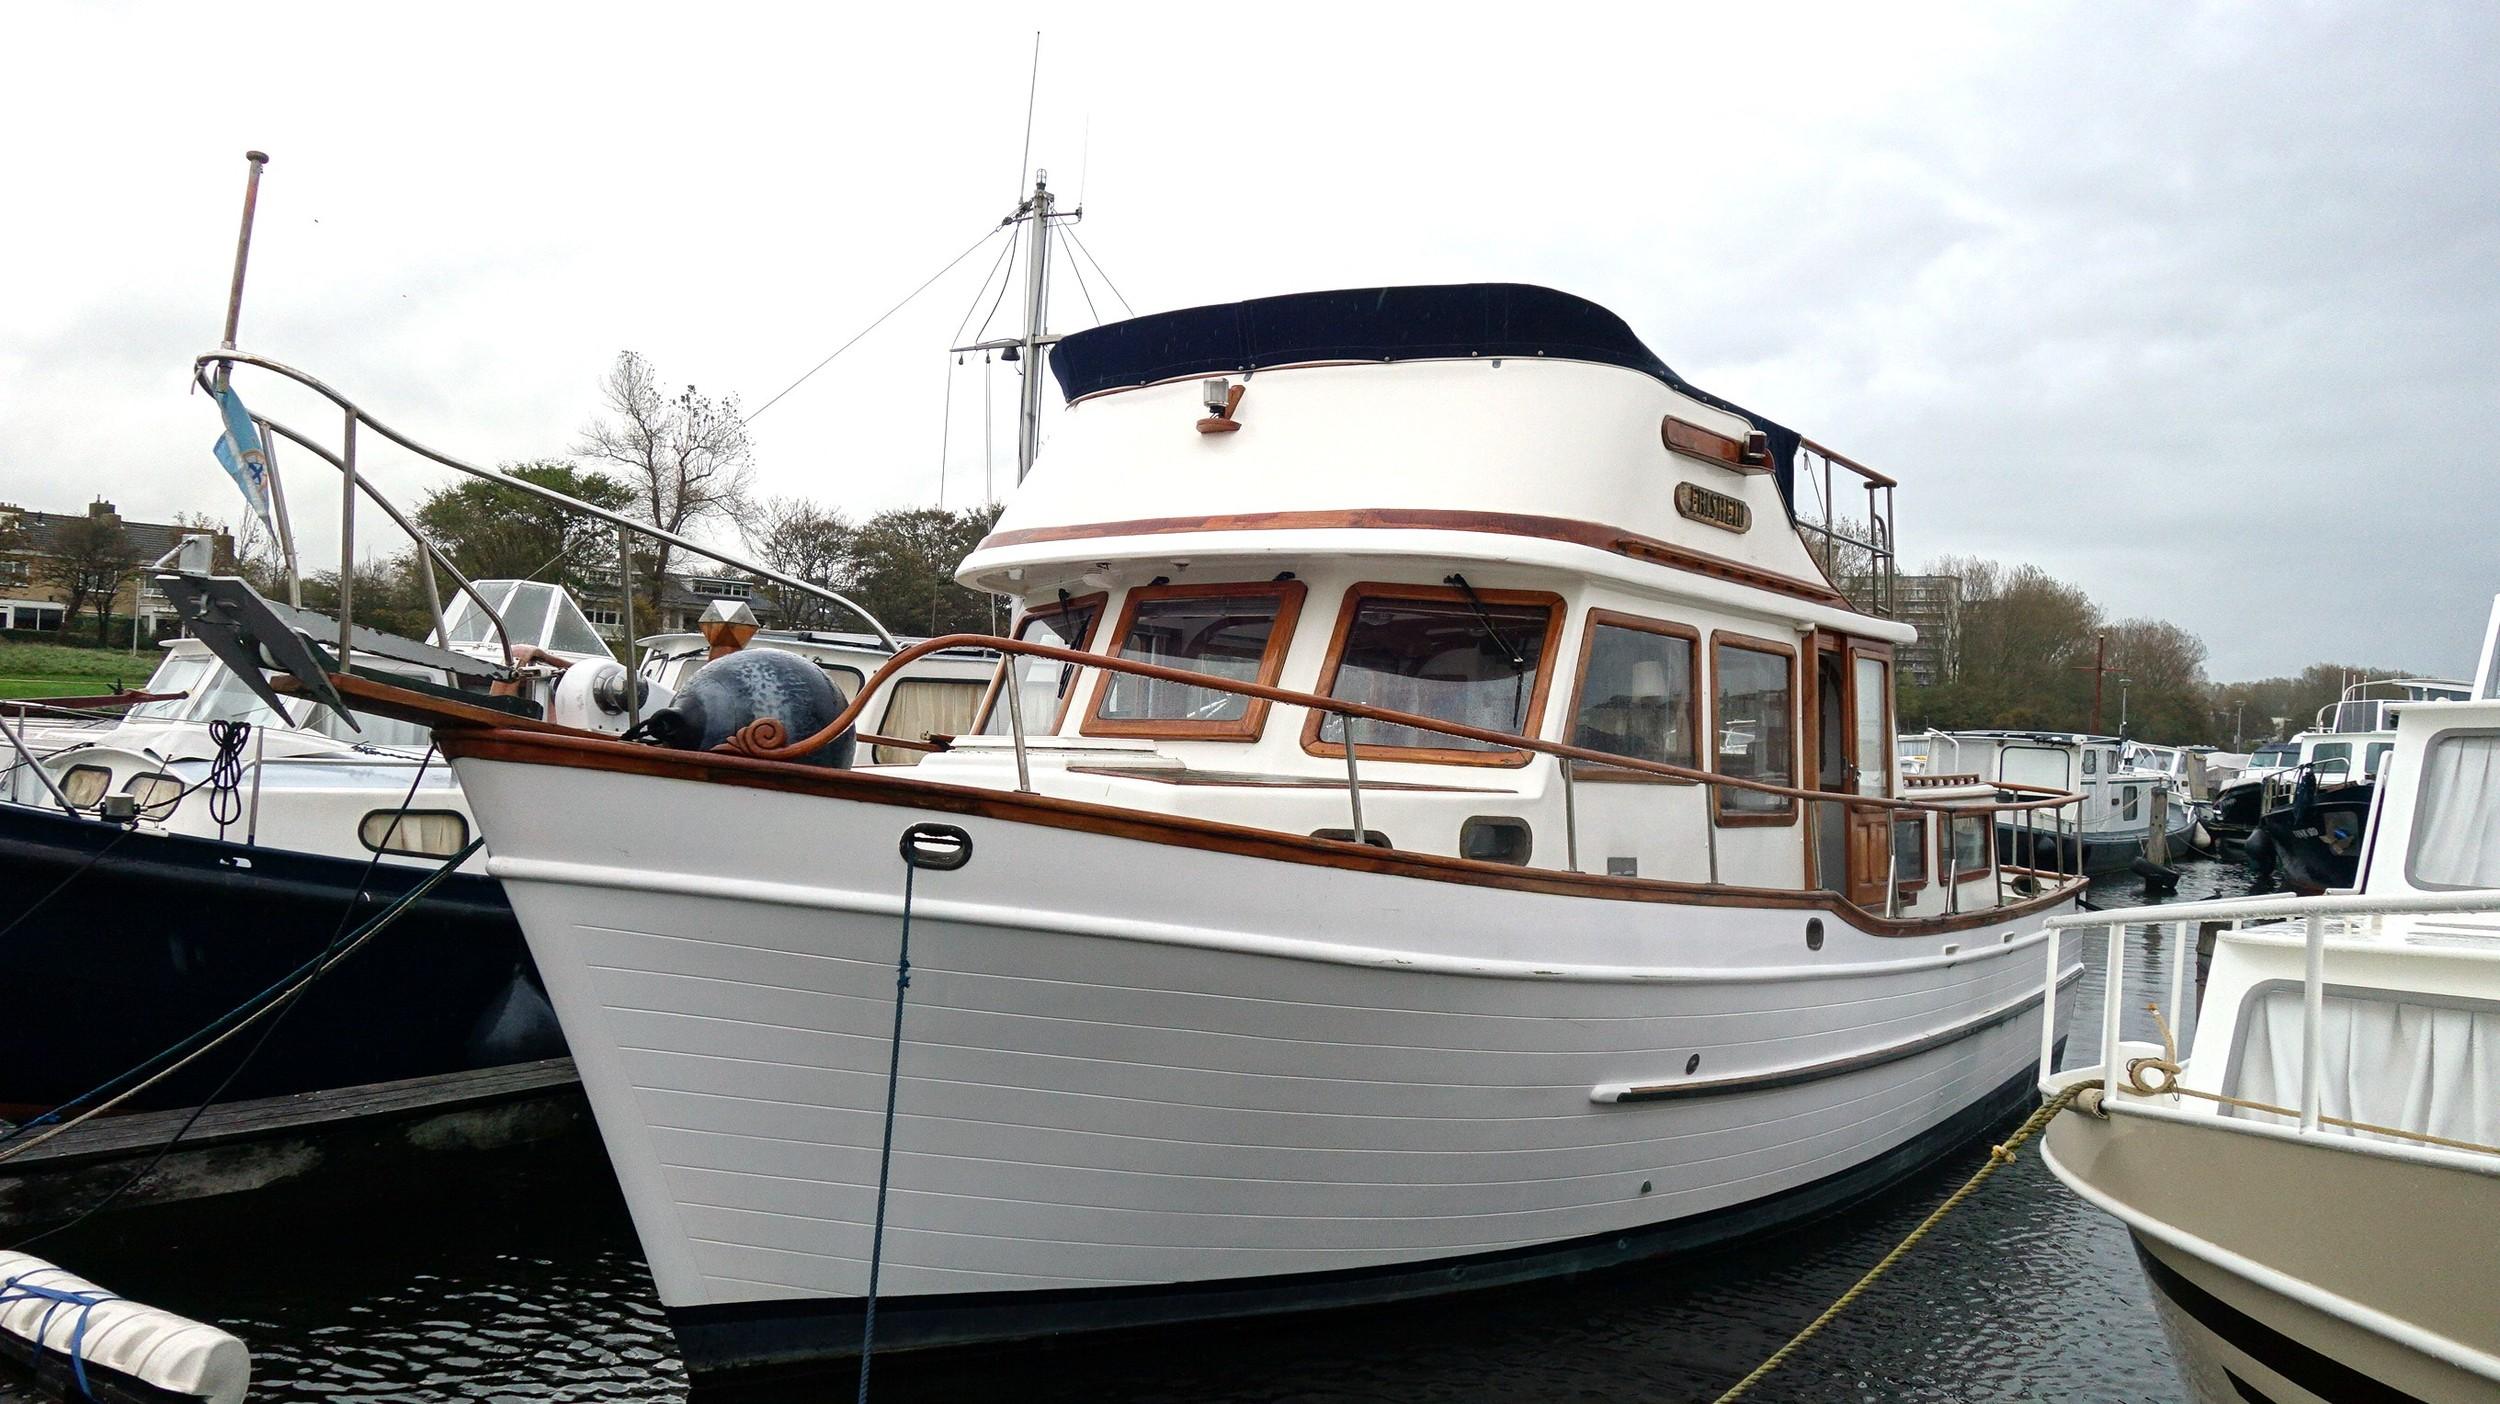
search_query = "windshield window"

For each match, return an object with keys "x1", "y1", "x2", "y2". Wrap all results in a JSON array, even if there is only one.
[
  {"x1": 980, "y1": 597, "x2": 1104, "y2": 735},
  {"x1": 1315, "y1": 593, "x2": 1554, "y2": 755},
  {"x1": 1095, "y1": 586, "x2": 1298, "y2": 733},
  {"x1": 128, "y1": 654, "x2": 215, "y2": 719},
  {"x1": 186, "y1": 667, "x2": 294, "y2": 728}
]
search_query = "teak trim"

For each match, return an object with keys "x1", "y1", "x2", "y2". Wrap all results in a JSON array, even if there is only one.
[
  {"x1": 434, "y1": 723, "x2": 2087, "y2": 937},
  {"x1": 1710, "y1": 630, "x2": 1800, "y2": 827},
  {"x1": 698, "y1": 635, "x2": 2081, "y2": 822},
  {"x1": 1080, "y1": 579, "x2": 1307, "y2": 742},
  {"x1": 975, "y1": 509, "x2": 1849, "y2": 610},
  {"x1": 1661, "y1": 415, "x2": 1768, "y2": 475},
  {"x1": 1563, "y1": 609, "x2": 1702, "y2": 773},
  {"x1": 970, "y1": 591, "x2": 1109, "y2": 737},
  {"x1": 1298, "y1": 582, "x2": 1567, "y2": 769}
]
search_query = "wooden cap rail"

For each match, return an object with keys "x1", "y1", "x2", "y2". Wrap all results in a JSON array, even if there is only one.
[{"x1": 721, "y1": 633, "x2": 2085, "y2": 822}]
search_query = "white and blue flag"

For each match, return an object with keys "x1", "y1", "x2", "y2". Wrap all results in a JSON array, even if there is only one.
[{"x1": 211, "y1": 385, "x2": 277, "y2": 537}]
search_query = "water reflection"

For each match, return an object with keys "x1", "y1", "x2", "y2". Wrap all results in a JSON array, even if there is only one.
[{"x1": 30, "y1": 865, "x2": 2250, "y2": 1402}]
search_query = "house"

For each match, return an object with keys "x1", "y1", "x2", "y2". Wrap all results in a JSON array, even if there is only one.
[
  {"x1": 1893, "y1": 573, "x2": 1962, "y2": 687},
  {"x1": 573, "y1": 567, "x2": 798, "y2": 641},
  {"x1": 0, "y1": 499, "x2": 234, "y2": 637}
]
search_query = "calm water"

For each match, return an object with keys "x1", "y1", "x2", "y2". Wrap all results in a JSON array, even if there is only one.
[{"x1": 26, "y1": 864, "x2": 2249, "y2": 1403}]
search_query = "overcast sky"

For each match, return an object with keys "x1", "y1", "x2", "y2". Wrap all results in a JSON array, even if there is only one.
[{"x1": 3, "y1": 3, "x2": 2493, "y2": 680}]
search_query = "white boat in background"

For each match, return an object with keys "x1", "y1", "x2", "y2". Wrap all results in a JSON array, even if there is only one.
[
  {"x1": 270, "y1": 273, "x2": 2106, "y2": 1385},
  {"x1": 1900, "y1": 729, "x2": 2192, "y2": 872},
  {"x1": 2039, "y1": 606, "x2": 2500, "y2": 1404},
  {"x1": 2206, "y1": 677, "x2": 2471, "y2": 882}
]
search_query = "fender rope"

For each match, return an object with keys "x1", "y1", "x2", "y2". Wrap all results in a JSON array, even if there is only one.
[
  {"x1": 1709, "y1": 1080, "x2": 2101, "y2": 1403},
  {"x1": 0, "y1": 1266, "x2": 118, "y2": 1400}
]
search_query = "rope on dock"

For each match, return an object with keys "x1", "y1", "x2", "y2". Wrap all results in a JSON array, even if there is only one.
[{"x1": 1709, "y1": 1080, "x2": 2099, "y2": 1403}]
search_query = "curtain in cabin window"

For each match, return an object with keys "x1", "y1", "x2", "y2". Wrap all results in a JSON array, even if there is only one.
[
  {"x1": 2228, "y1": 987, "x2": 2499, "y2": 1149},
  {"x1": 2410, "y1": 733, "x2": 2500, "y2": 888}
]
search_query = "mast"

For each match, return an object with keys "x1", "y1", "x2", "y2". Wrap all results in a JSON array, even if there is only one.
[{"x1": 1015, "y1": 169, "x2": 1054, "y2": 483}]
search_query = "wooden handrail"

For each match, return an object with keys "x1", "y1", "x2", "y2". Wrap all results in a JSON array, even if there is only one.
[{"x1": 721, "y1": 634, "x2": 2085, "y2": 821}]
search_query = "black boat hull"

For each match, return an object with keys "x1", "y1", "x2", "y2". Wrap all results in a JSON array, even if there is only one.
[{"x1": 0, "y1": 803, "x2": 560, "y2": 1118}]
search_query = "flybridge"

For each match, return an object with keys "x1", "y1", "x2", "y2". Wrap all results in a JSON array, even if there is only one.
[{"x1": 1044, "y1": 282, "x2": 1900, "y2": 616}]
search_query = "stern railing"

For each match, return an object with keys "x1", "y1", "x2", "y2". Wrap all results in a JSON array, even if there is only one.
[{"x1": 2041, "y1": 889, "x2": 2500, "y2": 1165}]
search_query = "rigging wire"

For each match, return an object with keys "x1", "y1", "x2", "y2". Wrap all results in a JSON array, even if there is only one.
[
  {"x1": 935, "y1": 355, "x2": 956, "y2": 510},
  {"x1": 951, "y1": 234, "x2": 1020, "y2": 347},
  {"x1": 744, "y1": 225, "x2": 1007, "y2": 426},
  {"x1": 1064, "y1": 225, "x2": 1135, "y2": 319},
  {"x1": 973, "y1": 227, "x2": 1022, "y2": 344},
  {"x1": 1055, "y1": 224, "x2": 1102, "y2": 327}
]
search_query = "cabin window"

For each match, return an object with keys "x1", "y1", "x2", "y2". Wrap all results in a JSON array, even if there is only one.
[
  {"x1": 2407, "y1": 731, "x2": 2500, "y2": 889},
  {"x1": 873, "y1": 678, "x2": 985, "y2": 765},
  {"x1": 2082, "y1": 750, "x2": 2098, "y2": 776},
  {"x1": 1949, "y1": 812, "x2": 1993, "y2": 881},
  {"x1": 358, "y1": 809, "x2": 470, "y2": 858},
  {"x1": 2366, "y1": 741, "x2": 2394, "y2": 778},
  {"x1": 61, "y1": 764, "x2": 112, "y2": 809},
  {"x1": 123, "y1": 772, "x2": 184, "y2": 819},
  {"x1": 1459, "y1": 816, "x2": 1534, "y2": 866},
  {"x1": 1892, "y1": 813, "x2": 1930, "y2": 889},
  {"x1": 2121, "y1": 785, "x2": 2141, "y2": 821},
  {"x1": 1569, "y1": 615, "x2": 1698, "y2": 767},
  {"x1": 2310, "y1": 741, "x2": 2353, "y2": 778},
  {"x1": 1087, "y1": 582, "x2": 1304, "y2": 739},
  {"x1": 978, "y1": 593, "x2": 1106, "y2": 735},
  {"x1": 1306, "y1": 586, "x2": 1560, "y2": 763},
  {"x1": 1712, "y1": 637, "x2": 1796, "y2": 822}
]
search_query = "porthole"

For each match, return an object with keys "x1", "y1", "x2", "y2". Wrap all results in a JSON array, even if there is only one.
[
  {"x1": 1805, "y1": 918, "x2": 1825, "y2": 951},
  {"x1": 1460, "y1": 816, "x2": 1534, "y2": 866},
  {"x1": 60, "y1": 764, "x2": 111, "y2": 809},
  {"x1": 1310, "y1": 828, "x2": 1393, "y2": 849},
  {"x1": 359, "y1": 809, "x2": 471, "y2": 858},
  {"x1": 123, "y1": 772, "x2": 185, "y2": 818}
]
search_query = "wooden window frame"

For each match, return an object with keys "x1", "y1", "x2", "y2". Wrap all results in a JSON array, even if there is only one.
[
  {"x1": 1564, "y1": 609, "x2": 1704, "y2": 785},
  {"x1": 1710, "y1": 630, "x2": 1800, "y2": 827},
  {"x1": 1080, "y1": 579, "x2": 1307, "y2": 741},
  {"x1": 971, "y1": 590, "x2": 1109, "y2": 735},
  {"x1": 1299, "y1": 582, "x2": 1566, "y2": 769},
  {"x1": 1950, "y1": 810, "x2": 1996, "y2": 884}
]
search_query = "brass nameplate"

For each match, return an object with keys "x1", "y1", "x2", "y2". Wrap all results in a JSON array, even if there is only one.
[{"x1": 1675, "y1": 481, "x2": 1751, "y2": 533}]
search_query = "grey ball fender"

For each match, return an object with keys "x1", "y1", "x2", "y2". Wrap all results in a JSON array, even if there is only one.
[{"x1": 643, "y1": 650, "x2": 856, "y2": 768}]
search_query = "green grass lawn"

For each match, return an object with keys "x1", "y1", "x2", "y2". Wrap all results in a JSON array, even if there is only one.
[{"x1": 0, "y1": 639, "x2": 156, "y2": 700}]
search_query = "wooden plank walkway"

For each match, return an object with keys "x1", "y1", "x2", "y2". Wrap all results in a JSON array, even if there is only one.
[{"x1": 1, "y1": 1059, "x2": 587, "y2": 1231}]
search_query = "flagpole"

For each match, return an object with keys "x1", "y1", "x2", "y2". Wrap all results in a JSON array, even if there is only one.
[
  {"x1": 216, "y1": 150, "x2": 269, "y2": 391},
  {"x1": 259, "y1": 422, "x2": 305, "y2": 607}
]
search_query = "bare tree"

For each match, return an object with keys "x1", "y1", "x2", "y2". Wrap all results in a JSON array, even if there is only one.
[
  {"x1": 575, "y1": 351, "x2": 757, "y2": 617},
  {"x1": 744, "y1": 496, "x2": 858, "y2": 631},
  {"x1": 55, "y1": 513, "x2": 140, "y2": 644}
]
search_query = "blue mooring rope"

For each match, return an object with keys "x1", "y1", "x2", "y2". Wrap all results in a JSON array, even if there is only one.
[
  {"x1": 1, "y1": 1266, "x2": 117, "y2": 1399},
  {"x1": 855, "y1": 859, "x2": 917, "y2": 1404}
]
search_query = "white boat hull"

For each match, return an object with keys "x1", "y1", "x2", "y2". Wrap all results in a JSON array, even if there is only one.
[{"x1": 454, "y1": 749, "x2": 2077, "y2": 1380}]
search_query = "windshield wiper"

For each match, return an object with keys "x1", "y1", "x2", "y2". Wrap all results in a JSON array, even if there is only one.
[{"x1": 1444, "y1": 573, "x2": 1527, "y2": 673}]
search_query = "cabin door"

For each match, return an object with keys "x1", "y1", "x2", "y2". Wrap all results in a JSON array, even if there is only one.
[{"x1": 1812, "y1": 636, "x2": 1895, "y2": 907}]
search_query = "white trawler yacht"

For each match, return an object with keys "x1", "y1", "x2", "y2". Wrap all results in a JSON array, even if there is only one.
[
  {"x1": 332, "y1": 282, "x2": 2091, "y2": 1384},
  {"x1": 2038, "y1": 605, "x2": 2500, "y2": 1404}
]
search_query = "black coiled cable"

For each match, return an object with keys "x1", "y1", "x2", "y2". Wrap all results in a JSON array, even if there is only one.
[{"x1": 206, "y1": 718, "x2": 251, "y2": 837}]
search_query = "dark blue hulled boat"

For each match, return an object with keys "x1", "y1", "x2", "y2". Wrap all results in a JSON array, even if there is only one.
[{"x1": 0, "y1": 786, "x2": 558, "y2": 1122}]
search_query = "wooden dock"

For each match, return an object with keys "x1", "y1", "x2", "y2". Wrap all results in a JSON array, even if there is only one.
[{"x1": 0, "y1": 1058, "x2": 587, "y2": 1232}]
